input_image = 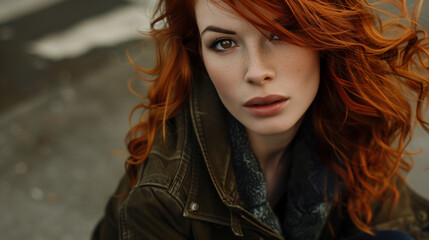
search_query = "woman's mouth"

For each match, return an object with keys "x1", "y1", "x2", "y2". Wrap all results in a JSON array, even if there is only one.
[{"x1": 244, "y1": 95, "x2": 289, "y2": 117}]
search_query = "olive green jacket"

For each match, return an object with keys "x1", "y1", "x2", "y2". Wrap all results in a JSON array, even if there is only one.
[{"x1": 92, "y1": 72, "x2": 429, "y2": 240}]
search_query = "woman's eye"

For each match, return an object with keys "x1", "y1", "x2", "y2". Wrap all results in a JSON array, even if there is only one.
[
  {"x1": 209, "y1": 39, "x2": 236, "y2": 51},
  {"x1": 271, "y1": 34, "x2": 280, "y2": 40}
]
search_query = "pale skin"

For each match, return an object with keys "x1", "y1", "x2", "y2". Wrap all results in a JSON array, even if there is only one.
[
  {"x1": 247, "y1": 118, "x2": 302, "y2": 205},
  {"x1": 195, "y1": 0, "x2": 320, "y2": 206}
]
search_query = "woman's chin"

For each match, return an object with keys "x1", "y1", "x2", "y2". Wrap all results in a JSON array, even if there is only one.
[{"x1": 243, "y1": 121, "x2": 299, "y2": 137}]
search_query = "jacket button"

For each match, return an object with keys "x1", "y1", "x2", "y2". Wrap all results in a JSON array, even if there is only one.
[
  {"x1": 417, "y1": 210, "x2": 427, "y2": 221},
  {"x1": 190, "y1": 202, "x2": 199, "y2": 211}
]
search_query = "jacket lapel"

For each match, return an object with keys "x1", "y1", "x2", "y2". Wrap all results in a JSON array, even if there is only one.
[{"x1": 189, "y1": 71, "x2": 238, "y2": 206}]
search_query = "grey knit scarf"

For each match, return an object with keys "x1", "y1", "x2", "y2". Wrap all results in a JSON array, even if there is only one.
[{"x1": 227, "y1": 113, "x2": 340, "y2": 240}]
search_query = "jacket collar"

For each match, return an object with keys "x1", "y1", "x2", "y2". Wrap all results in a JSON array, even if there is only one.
[
  {"x1": 187, "y1": 71, "x2": 283, "y2": 238},
  {"x1": 189, "y1": 70, "x2": 238, "y2": 206}
]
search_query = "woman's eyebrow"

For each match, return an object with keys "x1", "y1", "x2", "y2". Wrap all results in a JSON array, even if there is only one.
[{"x1": 201, "y1": 26, "x2": 236, "y2": 36}]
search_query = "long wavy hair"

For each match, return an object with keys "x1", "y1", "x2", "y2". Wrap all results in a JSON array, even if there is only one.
[{"x1": 125, "y1": 0, "x2": 429, "y2": 234}]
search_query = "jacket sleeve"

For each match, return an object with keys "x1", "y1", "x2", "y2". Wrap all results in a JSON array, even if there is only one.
[
  {"x1": 91, "y1": 175, "x2": 130, "y2": 240},
  {"x1": 92, "y1": 176, "x2": 193, "y2": 240},
  {"x1": 123, "y1": 186, "x2": 192, "y2": 240}
]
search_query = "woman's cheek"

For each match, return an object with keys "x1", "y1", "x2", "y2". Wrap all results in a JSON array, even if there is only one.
[{"x1": 204, "y1": 56, "x2": 238, "y2": 96}]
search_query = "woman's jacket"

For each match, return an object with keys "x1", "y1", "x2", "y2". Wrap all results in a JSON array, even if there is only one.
[{"x1": 92, "y1": 72, "x2": 429, "y2": 240}]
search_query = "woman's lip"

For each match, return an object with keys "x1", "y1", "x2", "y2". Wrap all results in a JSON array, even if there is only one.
[
  {"x1": 244, "y1": 95, "x2": 289, "y2": 117},
  {"x1": 244, "y1": 95, "x2": 289, "y2": 107}
]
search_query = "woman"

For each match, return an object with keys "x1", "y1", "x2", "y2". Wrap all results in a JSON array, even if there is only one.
[{"x1": 92, "y1": 0, "x2": 429, "y2": 239}]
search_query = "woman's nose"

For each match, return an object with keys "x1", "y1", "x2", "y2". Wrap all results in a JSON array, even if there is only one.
[{"x1": 244, "y1": 49, "x2": 275, "y2": 85}]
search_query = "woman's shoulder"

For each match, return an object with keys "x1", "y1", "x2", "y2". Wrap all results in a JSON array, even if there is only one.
[
  {"x1": 320, "y1": 181, "x2": 429, "y2": 239},
  {"x1": 370, "y1": 182, "x2": 429, "y2": 239},
  {"x1": 108, "y1": 108, "x2": 197, "y2": 239},
  {"x1": 133, "y1": 107, "x2": 194, "y2": 195}
]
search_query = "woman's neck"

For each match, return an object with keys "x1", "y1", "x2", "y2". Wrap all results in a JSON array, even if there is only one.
[
  {"x1": 245, "y1": 117, "x2": 303, "y2": 205},
  {"x1": 246, "y1": 118, "x2": 302, "y2": 171}
]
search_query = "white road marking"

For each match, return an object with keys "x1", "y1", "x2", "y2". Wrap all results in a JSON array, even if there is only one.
[
  {"x1": 0, "y1": 0, "x2": 65, "y2": 24},
  {"x1": 27, "y1": 4, "x2": 155, "y2": 60}
]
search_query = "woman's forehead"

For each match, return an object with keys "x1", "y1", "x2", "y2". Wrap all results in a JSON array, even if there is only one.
[
  {"x1": 195, "y1": 0, "x2": 241, "y2": 24},
  {"x1": 195, "y1": 0, "x2": 282, "y2": 28}
]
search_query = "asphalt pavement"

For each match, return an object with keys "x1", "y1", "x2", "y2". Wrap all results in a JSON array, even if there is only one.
[
  {"x1": 0, "y1": 0, "x2": 155, "y2": 239},
  {"x1": 0, "y1": 39, "x2": 154, "y2": 239},
  {"x1": 0, "y1": 0, "x2": 428, "y2": 240}
]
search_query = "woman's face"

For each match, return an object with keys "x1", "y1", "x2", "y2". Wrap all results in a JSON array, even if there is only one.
[{"x1": 195, "y1": 0, "x2": 320, "y2": 137}]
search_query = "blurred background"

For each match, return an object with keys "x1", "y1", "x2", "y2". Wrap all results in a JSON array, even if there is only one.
[{"x1": 0, "y1": 0, "x2": 428, "y2": 239}]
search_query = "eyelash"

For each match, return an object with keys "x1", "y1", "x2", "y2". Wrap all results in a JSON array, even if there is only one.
[
  {"x1": 208, "y1": 38, "x2": 236, "y2": 52},
  {"x1": 207, "y1": 34, "x2": 282, "y2": 52}
]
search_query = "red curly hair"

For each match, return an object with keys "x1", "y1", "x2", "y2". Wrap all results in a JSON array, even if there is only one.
[{"x1": 125, "y1": 0, "x2": 429, "y2": 234}]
